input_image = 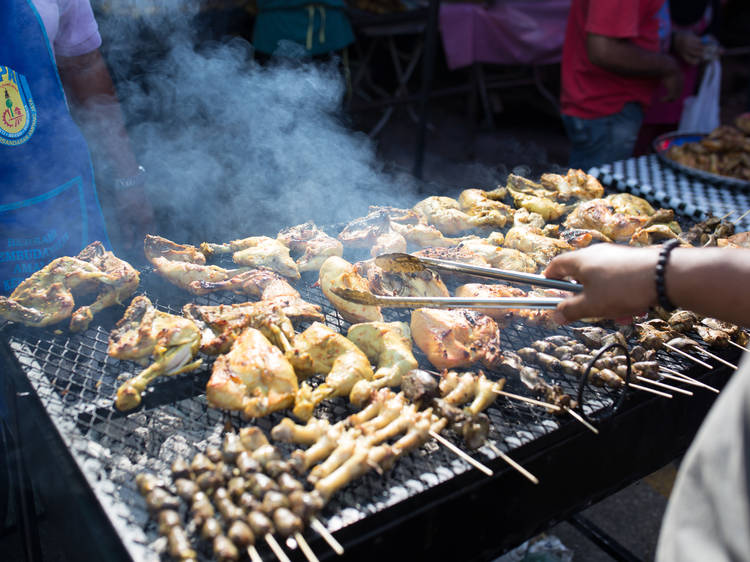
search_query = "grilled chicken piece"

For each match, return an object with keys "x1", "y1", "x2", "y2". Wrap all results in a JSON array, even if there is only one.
[
  {"x1": 390, "y1": 222, "x2": 473, "y2": 248},
  {"x1": 271, "y1": 417, "x2": 332, "y2": 445},
  {"x1": 507, "y1": 186, "x2": 566, "y2": 221},
  {"x1": 629, "y1": 224, "x2": 682, "y2": 246},
  {"x1": 371, "y1": 229, "x2": 407, "y2": 257},
  {"x1": 206, "y1": 328, "x2": 297, "y2": 418},
  {"x1": 438, "y1": 370, "x2": 502, "y2": 415},
  {"x1": 454, "y1": 283, "x2": 526, "y2": 324},
  {"x1": 540, "y1": 169, "x2": 604, "y2": 201},
  {"x1": 457, "y1": 238, "x2": 538, "y2": 272},
  {"x1": 0, "y1": 241, "x2": 139, "y2": 332},
  {"x1": 559, "y1": 228, "x2": 613, "y2": 248},
  {"x1": 182, "y1": 301, "x2": 295, "y2": 355},
  {"x1": 413, "y1": 246, "x2": 490, "y2": 267},
  {"x1": 513, "y1": 207, "x2": 546, "y2": 230},
  {"x1": 668, "y1": 310, "x2": 699, "y2": 332},
  {"x1": 357, "y1": 259, "x2": 449, "y2": 298},
  {"x1": 413, "y1": 196, "x2": 482, "y2": 235},
  {"x1": 605, "y1": 193, "x2": 655, "y2": 216},
  {"x1": 458, "y1": 188, "x2": 514, "y2": 229},
  {"x1": 200, "y1": 236, "x2": 300, "y2": 280},
  {"x1": 410, "y1": 308, "x2": 502, "y2": 370},
  {"x1": 145, "y1": 234, "x2": 252, "y2": 295},
  {"x1": 338, "y1": 209, "x2": 394, "y2": 248},
  {"x1": 318, "y1": 256, "x2": 383, "y2": 323},
  {"x1": 287, "y1": 322, "x2": 374, "y2": 420},
  {"x1": 108, "y1": 296, "x2": 202, "y2": 411},
  {"x1": 563, "y1": 200, "x2": 648, "y2": 242},
  {"x1": 504, "y1": 226, "x2": 573, "y2": 266},
  {"x1": 347, "y1": 321, "x2": 419, "y2": 406},
  {"x1": 276, "y1": 221, "x2": 344, "y2": 273},
  {"x1": 717, "y1": 231, "x2": 750, "y2": 248},
  {"x1": 367, "y1": 205, "x2": 422, "y2": 225}
]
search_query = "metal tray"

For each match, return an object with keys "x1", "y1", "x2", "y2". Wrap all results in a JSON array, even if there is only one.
[{"x1": 653, "y1": 131, "x2": 750, "y2": 189}]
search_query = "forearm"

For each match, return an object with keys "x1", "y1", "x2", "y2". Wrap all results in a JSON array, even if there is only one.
[
  {"x1": 586, "y1": 34, "x2": 677, "y2": 78},
  {"x1": 57, "y1": 50, "x2": 139, "y2": 178},
  {"x1": 665, "y1": 248, "x2": 750, "y2": 328}
]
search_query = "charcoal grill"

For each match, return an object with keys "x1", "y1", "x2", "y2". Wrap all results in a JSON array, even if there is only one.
[{"x1": 0, "y1": 217, "x2": 740, "y2": 561}]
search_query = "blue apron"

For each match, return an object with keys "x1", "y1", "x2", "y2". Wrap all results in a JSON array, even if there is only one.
[{"x1": 0, "y1": 0, "x2": 110, "y2": 295}]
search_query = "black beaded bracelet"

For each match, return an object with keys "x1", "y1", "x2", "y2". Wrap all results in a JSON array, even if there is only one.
[{"x1": 655, "y1": 239, "x2": 681, "y2": 312}]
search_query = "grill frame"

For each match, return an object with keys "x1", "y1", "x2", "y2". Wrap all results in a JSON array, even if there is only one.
[{"x1": 0, "y1": 212, "x2": 742, "y2": 561}]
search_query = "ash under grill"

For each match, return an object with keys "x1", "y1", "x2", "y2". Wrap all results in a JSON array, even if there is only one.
[{"x1": 2, "y1": 248, "x2": 739, "y2": 561}]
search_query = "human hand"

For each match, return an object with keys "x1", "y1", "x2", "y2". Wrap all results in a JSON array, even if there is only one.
[
  {"x1": 673, "y1": 31, "x2": 704, "y2": 66},
  {"x1": 660, "y1": 59, "x2": 684, "y2": 102},
  {"x1": 113, "y1": 186, "x2": 156, "y2": 260},
  {"x1": 542, "y1": 244, "x2": 660, "y2": 323}
]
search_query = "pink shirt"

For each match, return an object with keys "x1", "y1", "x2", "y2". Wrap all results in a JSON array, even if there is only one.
[{"x1": 32, "y1": 0, "x2": 102, "y2": 57}]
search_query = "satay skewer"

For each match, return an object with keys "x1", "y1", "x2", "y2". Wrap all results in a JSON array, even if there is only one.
[
  {"x1": 663, "y1": 343, "x2": 714, "y2": 369},
  {"x1": 487, "y1": 442, "x2": 538, "y2": 484},
  {"x1": 688, "y1": 346, "x2": 738, "y2": 370},
  {"x1": 428, "y1": 430, "x2": 493, "y2": 476},
  {"x1": 658, "y1": 368, "x2": 719, "y2": 393},
  {"x1": 729, "y1": 340, "x2": 749, "y2": 352},
  {"x1": 629, "y1": 382, "x2": 672, "y2": 398},
  {"x1": 493, "y1": 388, "x2": 562, "y2": 411},
  {"x1": 564, "y1": 407, "x2": 599, "y2": 434},
  {"x1": 265, "y1": 533, "x2": 292, "y2": 562},
  {"x1": 732, "y1": 208, "x2": 750, "y2": 224},
  {"x1": 295, "y1": 533, "x2": 320, "y2": 562},
  {"x1": 309, "y1": 518, "x2": 344, "y2": 555},
  {"x1": 635, "y1": 376, "x2": 693, "y2": 396}
]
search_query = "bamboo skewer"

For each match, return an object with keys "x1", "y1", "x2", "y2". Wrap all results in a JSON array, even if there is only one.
[
  {"x1": 310, "y1": 518, "x2": 344, "y2": 556},
  {"x1": 659, "y1": 368, "x2": 720, "y2": 393},
  {"x1": 487, "y1": 442, "x2": 538, "y2": 484},
  {"x1": 691, "y1": 346, "x2": 738, "y2": 370},
  {"x1": 266, "y1": 534, "x2": 291, "y2": 562},
  {"x1": 493, "y1": 388, "x2": 562, "y2": 411},
  {"x1": 295, "y1": 533, "x2": 319, "y2": 562},
  {"x1": 664, "y1": 343, "x2": 714, "y2": 369},
  {"x1": 429, "y1": 430, "x2": 493, "y2": 476},
  {"x1": 247, "y1": 546, "x2": 263, "y2": 562},
  {"x1": 636, "y1": 376, "x2": 693, "y2": 396},
  {"x1": 733, "y1": 208, "x2": 750, "y2": 224},
  {"x1": 564, "y1": 407, "x2": 599, "y2": 435},
  {"x1": 630, "y1": 382, "x2": 672, "y2": 398}
]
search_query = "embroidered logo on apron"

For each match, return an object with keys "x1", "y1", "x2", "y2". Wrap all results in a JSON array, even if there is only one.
[{"x1": 0, "y1": 65, "x2": 37, "y2": 146}]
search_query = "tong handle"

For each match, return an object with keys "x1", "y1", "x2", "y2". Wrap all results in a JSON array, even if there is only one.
[
  {"x1": 371, "y1": 296, "x2": 563, "y2": 309},
  {"x1": 418, "y1": 257, "x2": 584, "y2": 293}
]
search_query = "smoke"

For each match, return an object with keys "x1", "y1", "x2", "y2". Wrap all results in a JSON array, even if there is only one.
[{"x1": 89, "y1": 6, "x2": 420, "y2": 244}]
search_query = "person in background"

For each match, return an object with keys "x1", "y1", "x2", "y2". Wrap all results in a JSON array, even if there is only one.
[
  {"x1": 634, "y1": 0, "x2": 719, "y2": 155},
  {"x1": 0, "y1": 0, "x2": 154, "y2": 296},
  {"x1": 543, "y1": 243, "x2": 750, "y2": 561},
  {"x1": 560, "y1": 0, "x2": 703, "y2": 170}
]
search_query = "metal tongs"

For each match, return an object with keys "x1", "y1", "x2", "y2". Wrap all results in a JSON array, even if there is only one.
[{"x1": 331, "y1": 253, "x2": 583, "y2": 310}]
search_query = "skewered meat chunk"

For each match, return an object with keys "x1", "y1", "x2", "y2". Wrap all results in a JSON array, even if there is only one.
[
  {"x1": 213, "y1": 534, "x2": 240, "y2": 562},
  {"x1": 438, "y1": 370, "x2": 502, "y2": 415},
  {"x1": 410, "y1": 308, "x2": 502, "y2": 370},
  {"x1": 108, "y1": 296, "x2": 202, "y2": 412},
  {"x1": 504, "y1": 226, "x2": 573, "y2": 266},
  {"x1": 168, "y1": 526, "x2": 198, "y2": 561},
  {"x1": 402, "y1": 369, "x2": 440, "y2": 406},
  {"x1": 319, "y1": 256, "x2": 383, "y2": 323},
  {"x1": 201, "y1": 236, "x2": 300, "y2": 280},
  {"x1": 207, "y1": 328, "x2": 298, "y2": 418},
  {"x1": 277, "y1": 221, "x2": 344, "y2": 272},
  {"x1": 287, "y1": 322, "x2": 374, "y2": 420},
  {"x1": 0, "y1": 241, "x2": 139, "y2": 332},
  {"x1": 347, "y1": 321, "x2": 419, "y2": 406}
]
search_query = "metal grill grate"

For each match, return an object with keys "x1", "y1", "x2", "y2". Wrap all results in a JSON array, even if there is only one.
[{"x1": 2, "y1": 219, "x2": 739, "y2": 561}]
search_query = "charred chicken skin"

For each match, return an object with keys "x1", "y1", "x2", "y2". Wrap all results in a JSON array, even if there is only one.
[
  {"x1": 0, "y1": 241, "x2": 139, "y2": 332},
  {"x1": 206, "y1": 327, "x2": 298, "y2": 418},
  {"x1": 277, "y1": 221, "x2": 343, "y2": 272},
  {"x1": 200, "y1": 236, "x2": 300, "y2": 280},
  {"x1": 356, "y1": 259, "x2": 450, "y2": 298},
  {"x1": 347, "y1": 321, "x2": 419, "y2": 406},
  {"x1": 318, "y1": 256, "x2": 383, "y2": 323},
  {"x1": 286, "y1": 322, "x2": 374, "y2": 420},
  {"x1": 410, "y1": 308, "x2": 502, "y2": 370},
  {"x1": 108, "y1": 296, "x2": 202, "y2": 411}
]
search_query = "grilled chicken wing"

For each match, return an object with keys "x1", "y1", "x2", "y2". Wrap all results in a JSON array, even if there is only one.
[
  {"x1": 504, "y1": 226, "x2": 573, "y2": 266},
  {"x1": 458, "y1": 188, "x2": 514, "y2": 229},
  {"x1": 277, "y1": 222, "x2": 344, "y2": 272},
  {"x1": 410, "y1": 308, "x2": 502, "y2": 370},
  {"x1": 206, "y1": 327, "x2": 297, "y2": 418},
  {"x1": 182, "y1": 301, "x2": 295, "y2": 355},
  {"x1": 357, "y1": 259, "x2": 449, "y2": 298},
  {"x1": 108, "y1": 296, "x2": 202, "y2": 411},
  {"x1": 318, "y1": 256, "x2": 383, "y2": 323},
  {"x1": 0, "y1": 241, "x2": 139, "y2": 332},
  {"x1": 347, "y1": 321, "x2": 419, "y2": 406},
  {"x1": 200, "y1": 236, "x2": 300, "y2": 280},
  {"x1": 145, "y1": 234, "x2": 251, "y2": 295},
  {"x1": 539, "y1": 169, "x2": 604, "y2": 201},
  {"x1": 457, "y1": 238, "x2": 538, "y2": 272},
  {"x1": 287, "y1": 322, "x2": 374, "y2": 420}
]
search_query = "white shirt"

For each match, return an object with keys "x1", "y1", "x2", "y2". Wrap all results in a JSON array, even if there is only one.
[{"x1": 31, "y1": 0, "x2": 102, "y2": 57}]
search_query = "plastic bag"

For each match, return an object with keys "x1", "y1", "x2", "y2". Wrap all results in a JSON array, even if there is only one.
[{"x1": 678, "y1": 59, "x2": 721, "y2": 134}]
